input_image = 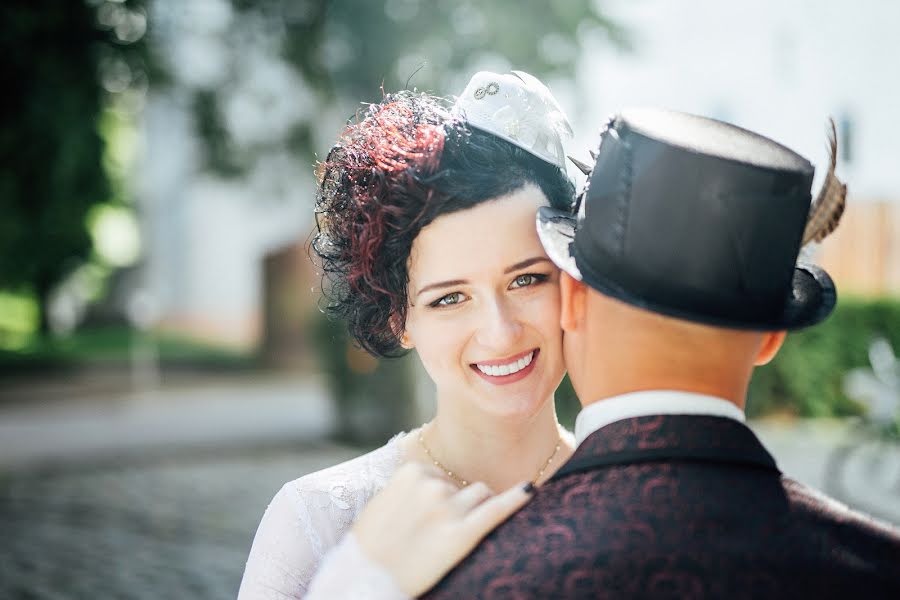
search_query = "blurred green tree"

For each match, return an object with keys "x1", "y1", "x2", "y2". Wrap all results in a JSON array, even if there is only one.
[{"x1": 0, "y1": 0, "x2": 153, "y2": 335}]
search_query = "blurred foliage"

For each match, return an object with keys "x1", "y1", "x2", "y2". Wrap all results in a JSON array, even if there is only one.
[
  {"x1": 0, "y1": 326, "x2": 254, "y2": 374},
  {"x1": 748, "y1": 297, "x2": 900, "y2": 418},
  {"x1": 0, "y1": 292, "x2": 39, "y2": 350},
  {"x1": 0, "y1": 0, "x2": 154, "y2": 335},
  {"x1": 193, "y1": 89, "x2": 248, "y2": 178},
  {"x1": 317, "y1": 0, "x2": 627, "y2": 98},
  {"x1": 555, "y1": 373, "x2": 581, "y2": 432},
  {"x1": 312, "y1": 314, "x2": 417, "y2": 443},
  {"x1": 197, "y1": 0, "x2": 624, "y2": 172}
]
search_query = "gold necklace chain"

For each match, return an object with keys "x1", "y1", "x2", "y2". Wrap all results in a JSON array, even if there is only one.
[{"x1": 417, "y1": 425, "x2": 563, "y2": 488}]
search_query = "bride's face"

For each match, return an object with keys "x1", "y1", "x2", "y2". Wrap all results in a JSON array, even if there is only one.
[{"x1": 403, "y1": 185, "x2": 566, "y2": 419}]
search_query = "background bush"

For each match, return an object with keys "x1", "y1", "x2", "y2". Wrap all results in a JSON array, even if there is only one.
[{"x1": 747, "y1": 296, "x2": 900, "y2": 418}]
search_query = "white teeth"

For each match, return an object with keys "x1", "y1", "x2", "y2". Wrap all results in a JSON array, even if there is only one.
[{"x1": 476, "y1": 351, "x2": 534, "y2": 377}]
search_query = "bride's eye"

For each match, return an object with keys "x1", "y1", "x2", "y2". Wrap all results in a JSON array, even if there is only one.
[
  {"x1": 430, "y1": 292, "x2": 466, "y2": 308},
  {"x1": 510, "y1": 273, "x2": 548, "y2": 289}
]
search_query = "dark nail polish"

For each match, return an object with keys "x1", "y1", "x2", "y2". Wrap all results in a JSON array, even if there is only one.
[{"x1": 522, "y1": 482, "x2": 535, "y2": 494}]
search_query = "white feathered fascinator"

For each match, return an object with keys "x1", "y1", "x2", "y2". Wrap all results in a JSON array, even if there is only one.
[{"x1": 453, "y1": 70, "x2": 574, "y2": 170}]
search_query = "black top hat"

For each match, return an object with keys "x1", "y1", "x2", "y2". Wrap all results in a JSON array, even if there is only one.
[{"x1": 537, "y1": 108, "x2": 837, "y2": 330}]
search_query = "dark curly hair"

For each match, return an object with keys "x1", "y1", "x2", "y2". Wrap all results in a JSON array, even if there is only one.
[{"x1": 312, "y1": 90, "x2": 575, "y2": 358}]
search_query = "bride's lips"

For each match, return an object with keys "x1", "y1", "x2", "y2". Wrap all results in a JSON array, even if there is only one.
[{"x1": 470, "y1": 349, "x2": 540, "y2": 386}]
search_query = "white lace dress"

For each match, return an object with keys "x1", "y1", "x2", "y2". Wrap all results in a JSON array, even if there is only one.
[{"x1": 237, "y1": 433, "x2": 410, "y2": 600}]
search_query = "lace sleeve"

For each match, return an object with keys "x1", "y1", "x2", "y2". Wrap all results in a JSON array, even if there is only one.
[
  {"x1": 237, "y1": 482, "x2": 325, "y2": 599},
  {"x1": 305, "y1": 533, "x2": 409, "y2": 600},
  {"x1": 237, "y1": 435, "x2": 405, "y2": 599}
]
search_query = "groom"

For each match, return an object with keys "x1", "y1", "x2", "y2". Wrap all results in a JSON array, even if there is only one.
[{"x1": 422, "y1": 109, "x2": 900, "y2": 598}]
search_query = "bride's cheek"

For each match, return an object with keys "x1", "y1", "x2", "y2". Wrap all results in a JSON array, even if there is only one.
[
  {"x1": 529, "y1": 288, "x2": 562, "y2": 323},
  {"x1": 416, "y1": 319, "x2": 470, "y2": 380}
]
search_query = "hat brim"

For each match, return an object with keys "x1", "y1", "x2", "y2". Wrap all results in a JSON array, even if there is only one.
[
  {"x1": 466, "y1": 122, "x2": 566, "y2": 170},
  {"x1": 535, "y1": 207, "x2": 837, "y2": 331}
]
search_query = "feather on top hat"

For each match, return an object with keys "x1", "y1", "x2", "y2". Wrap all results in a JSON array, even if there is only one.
[
  {"x1": 453, "y1": 70, "x2": 573, "y2": 170},
  {"x1": 537, "y1": 108, "x2": 846, "y2": 330}
]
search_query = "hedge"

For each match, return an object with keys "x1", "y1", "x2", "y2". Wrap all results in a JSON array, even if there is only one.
[{"x1": 747, "y1": 297, "x2": 900, "y2": 418}]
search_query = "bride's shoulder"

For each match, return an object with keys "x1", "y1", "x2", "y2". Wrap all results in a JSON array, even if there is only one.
[
  {"x1": 243, "y1": 432, "x2": 411, "y2": 578},
  {"x1": 275, "y1": 431, "x2": 408, "y2": 525}
]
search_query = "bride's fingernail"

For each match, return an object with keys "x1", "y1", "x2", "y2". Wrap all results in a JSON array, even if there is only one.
[{"x1": 522, "y1": 482, "x2": 535, "y2": 494}]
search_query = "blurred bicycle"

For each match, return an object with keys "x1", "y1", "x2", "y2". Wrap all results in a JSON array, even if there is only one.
[{"x1": 824, "y1": 337, "x2": 900, "y2": 524}]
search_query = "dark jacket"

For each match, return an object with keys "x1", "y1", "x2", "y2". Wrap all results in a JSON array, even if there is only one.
[{"x1": 422, "y1": 415, "x2": 900, "y2": 599}]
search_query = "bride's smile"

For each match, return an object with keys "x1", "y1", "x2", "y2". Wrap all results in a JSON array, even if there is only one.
[{"x1": 471, "y1": 347, "x2": 538, "y2": 384}]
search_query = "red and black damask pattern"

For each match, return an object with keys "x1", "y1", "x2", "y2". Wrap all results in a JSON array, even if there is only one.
[{"x1": 421, "y1": 415, "x2": 900, "y2": 599}]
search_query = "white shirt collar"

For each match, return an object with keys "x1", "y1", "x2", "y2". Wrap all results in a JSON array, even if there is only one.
[{"x1": 574, "y1": 390, "x2": 746, "y2": 445}]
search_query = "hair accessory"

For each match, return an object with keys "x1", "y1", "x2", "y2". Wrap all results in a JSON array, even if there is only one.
[{"x1": 453, "y1": 70, "x2": 573, "y2": 170}]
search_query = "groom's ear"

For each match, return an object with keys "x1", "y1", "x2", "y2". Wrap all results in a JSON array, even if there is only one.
[
  {"x1": 559, "y1": 272, "x2": 587, "y2": 332},
  {"x1": 754, "y1": 330, "x2": 787, "y2": 366}
]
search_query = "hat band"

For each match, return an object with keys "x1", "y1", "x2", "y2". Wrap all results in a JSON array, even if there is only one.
[{"x1": 572, "y1": 236, "x2": 792, "y2": 326}]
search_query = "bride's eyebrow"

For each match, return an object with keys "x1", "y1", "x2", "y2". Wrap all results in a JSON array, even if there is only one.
[
  {"x1": 415, "y1": 279, "x2": 468, "y2": 299},
  {"x1": 503, "y1": 257, "x2": 552, "y2": 274}
]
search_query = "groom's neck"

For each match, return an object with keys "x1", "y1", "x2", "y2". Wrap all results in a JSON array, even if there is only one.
[{"x1": 577, "y1": 370, "x2": 750, "y2": 411}]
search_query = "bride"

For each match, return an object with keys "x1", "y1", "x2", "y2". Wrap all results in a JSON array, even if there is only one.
[{"x1": 238, "y1": 70, "x2": 578, "y2": 599}]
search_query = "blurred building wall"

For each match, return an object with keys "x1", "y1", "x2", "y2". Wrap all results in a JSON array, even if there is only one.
[
  {"x1": 262, "y1": 239, "x2": 321, "y2": 369},
  {"x1": 135, "y1": 0, "x2": 323, "y2": 350},
  {"x1": 571, "y1": 0, "x2": 900, "y2": 202},
  {"x1": 818, "y1": 202, "x2": 900, "y2": 295},
  {"x1": 138, "y1": 93, "x2": 314, "y2": 349}
]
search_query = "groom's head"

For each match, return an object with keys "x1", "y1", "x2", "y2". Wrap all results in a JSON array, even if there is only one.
[{"x1": 537, "y1": 109, "x2": 841, "y2": 405}]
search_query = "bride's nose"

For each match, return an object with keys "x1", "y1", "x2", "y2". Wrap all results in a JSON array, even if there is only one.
[{"x1": 473, "y1": 296, "x2": 523, "y2": 350}]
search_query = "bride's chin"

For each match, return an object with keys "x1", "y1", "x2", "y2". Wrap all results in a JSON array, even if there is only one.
[{"x1": 473, "y1": 389, "x2": 554, "y2": 421}]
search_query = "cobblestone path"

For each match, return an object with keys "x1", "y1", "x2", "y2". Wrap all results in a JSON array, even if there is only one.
[{"x1": 0, "y1": 445, "x2": 359, "y2": 600}]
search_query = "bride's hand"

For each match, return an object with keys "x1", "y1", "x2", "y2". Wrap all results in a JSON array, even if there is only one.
[{"x1": 351, "y1": 462, "x2": 534, "y2": 597}]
